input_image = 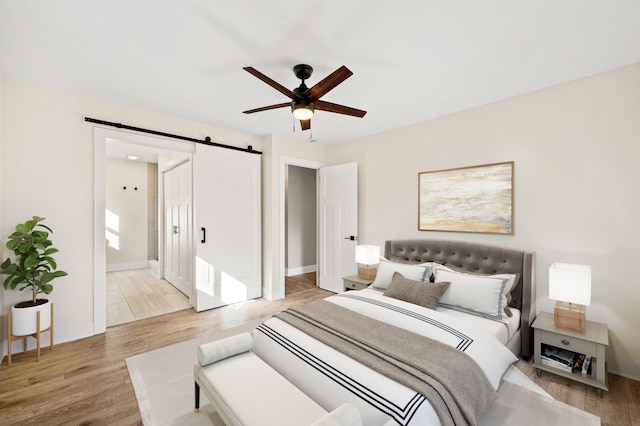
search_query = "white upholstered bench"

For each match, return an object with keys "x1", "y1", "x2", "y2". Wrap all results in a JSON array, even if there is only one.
[{"x1": 194, "y1": 332, "x2": 362, "y2": 426}]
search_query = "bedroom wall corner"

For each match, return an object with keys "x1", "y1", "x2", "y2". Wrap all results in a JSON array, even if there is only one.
[{"x1": 325, "y1": 62, "x2": 640, "y2": 381}]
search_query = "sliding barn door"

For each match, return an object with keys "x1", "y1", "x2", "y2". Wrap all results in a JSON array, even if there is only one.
[
  {"x1": 193, "y1": 144, "x2": 261, "y2": 311},
  {"x1": 318, "y1": 162, "x2": 358, "y2": 293},
  {"x1": 163, "y1": 161, "x2": 192, "y2": 297}
]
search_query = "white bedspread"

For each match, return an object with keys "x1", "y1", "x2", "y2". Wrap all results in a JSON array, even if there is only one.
[{"x1": 252, "y1": 289, "x2": 518, "y2": 426}]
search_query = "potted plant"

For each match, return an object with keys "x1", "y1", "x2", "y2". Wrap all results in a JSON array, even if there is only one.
[{"x1": 1, "y1": 216, "x2": 67, "y2": 336}]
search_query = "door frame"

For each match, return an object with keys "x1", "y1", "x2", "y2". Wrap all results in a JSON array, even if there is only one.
[
  {"x1": 93, "y1": 127, "x2": 194, "y2": 334},
  {"x1": 277, "y1": 156, "x2": 324, "y2": 301}
]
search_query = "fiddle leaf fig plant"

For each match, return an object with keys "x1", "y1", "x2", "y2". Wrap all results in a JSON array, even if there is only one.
[{"x1": 1, "y1": 216, "x2": 68, "y2": 306}]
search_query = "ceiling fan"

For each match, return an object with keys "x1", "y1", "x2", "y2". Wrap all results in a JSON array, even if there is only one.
[{"x1": 242, "y1": 64, "x2": 367, "y2": 131}]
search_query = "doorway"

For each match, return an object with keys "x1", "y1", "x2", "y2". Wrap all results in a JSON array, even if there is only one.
[
  {"x1": 96, "y1": 129, "x2": 194, "y2": 330},
  {"x1": 285, "y1": 164, "x2": 317, "y2": 295},
  {"x1": 105, "y1": 144, "x2": 192, "y2": 327}
]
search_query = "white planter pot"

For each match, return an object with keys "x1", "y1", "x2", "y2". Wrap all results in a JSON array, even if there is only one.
[{"x1": 11, "y1": 300, "x2": 52, "y2": 336}]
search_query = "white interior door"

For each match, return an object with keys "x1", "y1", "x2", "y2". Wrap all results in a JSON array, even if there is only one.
[
  {"x1": 318, "y1": 162, "x2": 358, "y2": 293},
  {"x1": 193, "y1": 144, "x2": 261, "y2": 311},
  {"x1": 163, "y1": 162, "x2": 192, "y2": 296}
]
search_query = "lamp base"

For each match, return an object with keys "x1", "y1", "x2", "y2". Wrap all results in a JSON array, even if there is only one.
[
  {"x1": 554, "y1": 301, "x2": 586, "y2": 333},
  {"x1": 357, "y1": 265, "x2": 377, "y2": 281}
]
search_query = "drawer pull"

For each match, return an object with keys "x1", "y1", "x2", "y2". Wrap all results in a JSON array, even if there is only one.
[{"x1": 561, "y1": 339, "x2": 570, "y2": 346}]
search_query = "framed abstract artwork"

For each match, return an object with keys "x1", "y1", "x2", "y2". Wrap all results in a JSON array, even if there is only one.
[{"x1": 418, "y1": 161, "x2": 514, "y2": 234}]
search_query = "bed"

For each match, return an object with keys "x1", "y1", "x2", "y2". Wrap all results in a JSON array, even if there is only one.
[
  {"x1": 249, "y1": 239, "x2": 539, "y2": 425},
  {"x1": 239, "y1": 239, "x2": 599, "y2": 425},
  {"x1": 381, "y1": 238, "x2": 536, "y2": 359}
]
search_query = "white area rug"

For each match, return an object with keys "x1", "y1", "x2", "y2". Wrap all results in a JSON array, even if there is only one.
[
  {"x1": 126, "y1": 318, "x2": 264, "y2": 426},
  {"x1": 128, "y1": 320, "x2": 598, "y2": 426}
]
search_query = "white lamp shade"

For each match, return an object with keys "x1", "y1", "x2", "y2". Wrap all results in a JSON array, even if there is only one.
[
  {"x1": 355, "y1": 245, "x2": 380, "y2": 266},
  {"x1": 549, "y1": 263, "x2": 591, "y2": 306}
]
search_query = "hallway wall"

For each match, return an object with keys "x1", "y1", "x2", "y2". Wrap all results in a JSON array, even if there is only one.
[{"x1": 105, "y1": 158, "x2": 149, "y2": 271}]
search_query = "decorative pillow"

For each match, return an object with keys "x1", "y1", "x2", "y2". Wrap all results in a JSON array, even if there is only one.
[
  {"x1": 370, "y1": 258, "x2": 433, "y2": 290},
  {"x1": 442, "y1": 264, "x2": 519, "y2": 317},
  {"x1": 384, "y1": 272, "x2": 451, "y2": 310},
  {"x1": 433, "y1": 267, "x2": 513, "y2": 320}
]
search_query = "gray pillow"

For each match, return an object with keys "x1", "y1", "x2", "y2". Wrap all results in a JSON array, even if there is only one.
[{"x1": 383, "y1": 272, "x2": 450, "y2": 310}]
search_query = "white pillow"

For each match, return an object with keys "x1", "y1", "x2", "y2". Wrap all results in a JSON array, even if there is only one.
[
  {"x1": 433, "y1": 267, "x2": 512, "y2": 320},
  {"x1": 371, "y1": 258, "x2": 433, "y2": 290}
]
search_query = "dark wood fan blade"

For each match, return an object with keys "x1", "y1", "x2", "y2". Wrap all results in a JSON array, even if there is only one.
[
  {"x1": 243, "y1": 102, "x2": 290, "y2": 114},
  {"x1": 243, "y1": 67, "x2": 298, "y2": 99},
  {"x1": 315, "y1": 100, "x2": 367, "y2": 118},
  {"x1": 303, "y1": 66, "x2": 353, "y2": 100},
  {"x1": 300, "y1": 119, "x2": 311, "y2": 131}
]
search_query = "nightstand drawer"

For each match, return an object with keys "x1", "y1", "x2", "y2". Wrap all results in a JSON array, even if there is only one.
[
  {"x1": 345, "y1": 280, "x2": 368, "y2": 290},
  {"x1": 342, "y1": 275, "x2": 373, "y2": 292},
  {"x1": 541, "y1": 330, "x2": 597, "y2": 356}
]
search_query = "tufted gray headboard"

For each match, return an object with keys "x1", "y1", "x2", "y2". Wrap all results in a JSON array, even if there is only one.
[{"x1": 384, "y1": 239, "x2": 536, "y2": 359}]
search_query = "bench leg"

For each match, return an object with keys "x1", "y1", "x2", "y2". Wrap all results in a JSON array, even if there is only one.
[{"x1": 194, "y1": 382, "x2": 200, "y2": 412}]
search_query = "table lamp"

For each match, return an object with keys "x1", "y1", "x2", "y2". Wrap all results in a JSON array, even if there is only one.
[
  {"x1": 549, "y1": 262, "x2": 591, "y2": 333},
  {"x1": 355, "y1": 245, "x2": 380, "y2": 280}
]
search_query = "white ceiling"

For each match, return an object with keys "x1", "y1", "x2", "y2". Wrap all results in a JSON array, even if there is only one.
[{"x1": 1, "y1": 1, "x2": 639, "y2": 145}]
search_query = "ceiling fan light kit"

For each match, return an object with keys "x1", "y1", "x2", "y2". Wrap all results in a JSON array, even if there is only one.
[
  {"x1": 291, "y1": 99, "x2": 314, "y2": 120},
  {"x1": 243, "y1": 63, "x2": 366, "y2": 132}
]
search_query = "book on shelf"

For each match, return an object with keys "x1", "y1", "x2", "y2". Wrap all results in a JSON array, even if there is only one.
[
  {"x1": 541, "y1": 356, "x2": 572, "y2": 372},
  {"x1": 572, "y1": 353, "x2": 586, "y2": 373},
  {"x1": 582, "y1": 356, "x2": 596, "y2": 377},
  {"x1": 542, "y1": 344, "x2": 577, "y2": 366}
]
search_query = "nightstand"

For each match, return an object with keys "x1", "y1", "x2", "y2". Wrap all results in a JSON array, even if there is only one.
[
  {"x1": 342, "y1": 275, "x2": 373, "y2": 291},
  {"x1": 532, "y1": 311, "x2": 608, "y2": 396}
]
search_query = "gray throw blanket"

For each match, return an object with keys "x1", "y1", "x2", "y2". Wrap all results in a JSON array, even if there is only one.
[{"x1": 276, "y1": 299, "x2": 496, "y2": 426}]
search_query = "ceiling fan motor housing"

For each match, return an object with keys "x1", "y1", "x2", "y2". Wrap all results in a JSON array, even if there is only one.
[{"x1": 293, "y1": 64, "x2": 313, "y2": 81}]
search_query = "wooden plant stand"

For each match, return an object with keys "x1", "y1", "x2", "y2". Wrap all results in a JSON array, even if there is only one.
[{"x1": 7, "y1": 303, "x2": 54, "y2": 365}]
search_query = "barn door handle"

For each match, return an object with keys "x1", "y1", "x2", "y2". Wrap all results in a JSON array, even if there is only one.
[
  {"x1": 201, "y1": 227, "x2": 206, "y2": 243},
  {"x1": 173, "y1": 225, "x2": 179, "y2": 234}
]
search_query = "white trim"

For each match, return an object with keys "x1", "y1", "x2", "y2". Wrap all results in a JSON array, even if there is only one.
[
  {"x1": 278, "y1": 156, "x2": 323, "y2": 301},
  {"x1": 105, "y1": 261, "x2": 149, "y2": 272},
  {"x1": 285, "y1": 265, "x2": 317, "y2": 277},
  {"x1": 94, "y1": 129, "x2": 107, "y2": 335}
]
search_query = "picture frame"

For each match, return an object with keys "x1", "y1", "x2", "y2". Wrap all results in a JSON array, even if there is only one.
[{"x1": 418, "y1": 161, "x2": 514, "y2": 234}]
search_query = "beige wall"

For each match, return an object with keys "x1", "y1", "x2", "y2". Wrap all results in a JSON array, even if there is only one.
[
  {"x1": 0, "y1": 76, "x2": 4, "y2": 355},
  {"x1": 105, "y1": 158, "x2": 149, "y2": 269},
  {"x1": 326, "y1": 63, "x2": 640, "y2": 380}
]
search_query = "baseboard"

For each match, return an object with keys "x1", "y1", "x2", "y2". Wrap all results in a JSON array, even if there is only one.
[
  {"x1": 106, "y1": 261, "x2": 149, "y2": 272},
  {"x1": 285, "y1": 265, "x2": 317, "y2": 277},
  {"x1": 147, "y1": 260, "x2": 159, "y2": 275}
]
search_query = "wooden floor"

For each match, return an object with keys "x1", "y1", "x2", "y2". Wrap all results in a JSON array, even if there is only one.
[
  {"x1": 107, "y1": 268, "x2": 191, "y2": 327},
  {"x1": 285, "y1": 271, "x2": 317, "y2": 295},
  {"x1": 515, "y1": 359, "x2": 640, "y2": 426},
  {"x1": 1, "y1": 274, "x2": 638, "y2": 425}
]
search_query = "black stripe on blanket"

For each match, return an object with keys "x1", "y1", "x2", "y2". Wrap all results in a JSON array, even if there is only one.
[
  {"x1": 336, "y1": 293, "x2": 475, "y2": 351},
  {"x1": 256, "y1": 323, "x2": 424, "y2": 425}
]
